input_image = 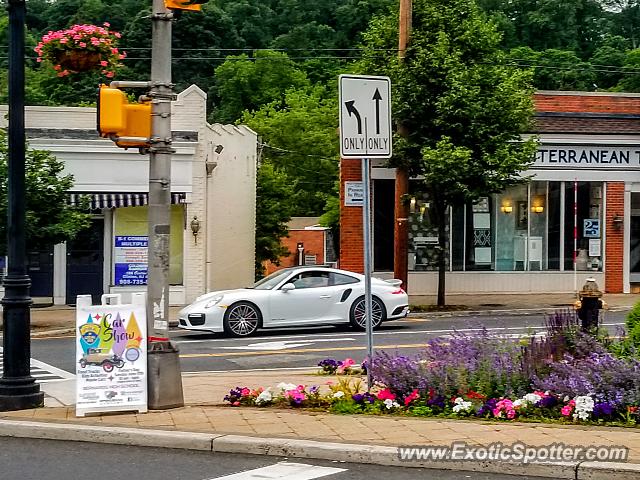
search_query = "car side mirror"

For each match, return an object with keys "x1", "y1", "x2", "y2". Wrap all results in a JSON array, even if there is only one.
[{"x1": 281, "y1": 283, "x2": 295, "y2": 292}]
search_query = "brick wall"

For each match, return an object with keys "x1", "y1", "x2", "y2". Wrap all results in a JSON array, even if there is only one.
[
  {"x1": 264, "y1": 230, "x2": 327, "y2": 274},
  {"x1": 605, "y1": 182, "x2": 625, "y2": 293},
  {"x1": 339, "y1": 158, "x2": 364, "y2": 273}
]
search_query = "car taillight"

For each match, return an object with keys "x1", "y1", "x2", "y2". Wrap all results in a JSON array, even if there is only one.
[{"x1": 391, "y1": 288, "x2": 405, "y2": 294}]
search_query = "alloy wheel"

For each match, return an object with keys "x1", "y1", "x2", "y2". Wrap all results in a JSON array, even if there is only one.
[
  {"x1": 226, "y1": 303, "x2": 260, "y2": 336},
  {"x1": 353, "y1": 298, "x2": 383, "y2": 328}
]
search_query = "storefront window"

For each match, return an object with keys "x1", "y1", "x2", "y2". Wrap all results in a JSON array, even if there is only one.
[
  {"x1": 407, "y1": 190, "x2": 449, "y2": 271},
  {"x1": 113, "y1": 205, "x2": 185, "y2": 285},
  {"x1": 403, "y1": 180, "x2": 603, "y2": 273},
  {"x1": 564, "y1": 182, "x2": 603, "y2": 272}
]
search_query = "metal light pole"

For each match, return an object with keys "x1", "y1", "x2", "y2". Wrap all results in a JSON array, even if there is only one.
[
  {"x1": 0, "y1": 0, "x2": 44, "y2": 411},
  {"x1": 146, "y1": 0, "x2": 184, "y2": 409}
]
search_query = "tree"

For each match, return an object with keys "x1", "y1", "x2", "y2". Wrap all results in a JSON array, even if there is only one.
[
  {"x1": 0, "y1": 131, "x2": 91, "y2": 253},
  {"x1": 211, "y1": 50, "x2": 310, "y2": 124},
  {"x1": 358, "y1": 0, "x2": 538, "y2": 306},
  {"x1": 242, "y1": 83, "x2": 339, "y2": 216},
  {"x1": 254, "y1": 161, "x2": 294, "y2": 279}
]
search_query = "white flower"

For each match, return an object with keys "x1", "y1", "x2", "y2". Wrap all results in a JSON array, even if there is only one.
[
  {"x1": 277, "y1": 382, "x2": 297, "y2": 391},
  {"x1": 573, "y1": 395, "x2": 594, "y2": 421},
  {"x1": 384, "y1": 398, "x2": 395, "y2": 409},
  {"x1": 333, "y1": 391, "x2": 345, "y2": 399},
  {"x1": 452, "y1": 397, "x2": 473, "y2": 413},
  {"x1": 255, "y1": 389, "x2": 272, "y2": 406},
  {"x1": 522, "y1": 393, "x2": 542, "y2": 405},
  {"x1": 512, "y1": 399, "x2": 524, "y2": 408}
]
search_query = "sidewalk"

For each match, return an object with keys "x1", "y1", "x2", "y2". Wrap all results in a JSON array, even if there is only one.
[
  {"x1": 2, "y1": 292, "x2": 638, "y2": 335},
  {"x1": 1, "y1": 370, "x2": 640, "y2": 479}
]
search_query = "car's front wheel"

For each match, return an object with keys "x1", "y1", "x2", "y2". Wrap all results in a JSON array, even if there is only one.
[
  {"x1": 223, "y1": 301, "x2": 262, "y2": 337},
  {"x1": 349, "y1": 296, "x2": 386, "y2": 330}
]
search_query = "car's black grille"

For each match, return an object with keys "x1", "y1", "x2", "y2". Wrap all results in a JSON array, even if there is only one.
[
  {"x1": 179, "y1": 319, "x2": 187, "y2": 326},
  {"x1": 392, "y1": 305, "x2": 408, "y2": 316},
  {"x1": 188, "y1": 314, "x2": 205, "y2": 326}
]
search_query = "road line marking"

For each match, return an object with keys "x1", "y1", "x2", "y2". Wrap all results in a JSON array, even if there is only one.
[
  {"x1": 206, "y1": 462, "x2": 346, "y2": 480},
  {"x1": 30, "y1": 358, "x2": 75, "y2": 380},
  {"x1": 180, "y1": 344, "x2": 426, "y2": 358}
]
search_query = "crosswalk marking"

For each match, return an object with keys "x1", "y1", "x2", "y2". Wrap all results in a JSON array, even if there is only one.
[
  {"x1": 0, "y1": 347, "x2": 74, "y2": 384},
  {"x1": 207, "y1": 462, "x2": 347, "y2": 480}
]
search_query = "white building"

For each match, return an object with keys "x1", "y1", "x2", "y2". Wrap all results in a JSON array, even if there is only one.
[{"x1": 0, "y1": 85, "x2": 257, "y2": 305}]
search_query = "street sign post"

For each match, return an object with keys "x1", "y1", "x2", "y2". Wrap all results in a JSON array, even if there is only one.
[
  {"x1": 339, "y1": 75, "x2": 392, "y2": 159},
  {"x1": 339, "y1": 74, "x2": 392, "y2": 391}
]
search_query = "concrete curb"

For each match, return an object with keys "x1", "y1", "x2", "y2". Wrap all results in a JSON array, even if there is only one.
[
  {"x1": 410, "y1": 305, "x2": 633, "y2": 318},
  {"x1": 0, "y1": 419, "x2": 638, "y2": 479}
]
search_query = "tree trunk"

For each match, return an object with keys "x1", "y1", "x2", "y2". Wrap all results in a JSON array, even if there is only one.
[{"x1": 435, "y1": 199, "x2": 447, "y2": 307}]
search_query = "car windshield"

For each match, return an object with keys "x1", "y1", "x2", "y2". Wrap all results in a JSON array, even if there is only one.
[{"x1": 252, "y1": 269, "x2": 293, "y2": 290}]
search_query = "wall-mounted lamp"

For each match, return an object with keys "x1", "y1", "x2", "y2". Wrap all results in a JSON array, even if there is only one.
[
  {"x1": 409, "y1": 197, "x2": 417, "y2": 214},
  {"x1": 501, "y1": 204, "x2": 513, "y2": 213},
  {"x1": 214, "y1": 144, "x2": 224, "y2": 154},
  {"x1": 190, "y1": 216, "x2": 201, "y2": 244},
  {"x1": 531, "y1": 205, "x2": 544, "y2": 213},
  {"x1": 612, "y1": 213, "x2": 623, "y2": 230}
]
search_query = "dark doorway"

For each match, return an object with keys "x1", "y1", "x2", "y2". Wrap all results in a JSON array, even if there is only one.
[
  {"x1": 373, "y1": 179, "x2": 395, "y2": 271},
  {"x1": 28, "y1": 247, "x2": 54, "y2": 298},
  {"x1": 66, "y1": 219, "x2": 104, "y2": 304}
]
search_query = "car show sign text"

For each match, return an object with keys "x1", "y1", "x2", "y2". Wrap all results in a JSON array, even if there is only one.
[{"x1": 75, "y1": 293, "x2": 147, "y2": 416}]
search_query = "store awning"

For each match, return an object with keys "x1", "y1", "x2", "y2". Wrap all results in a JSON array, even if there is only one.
[{"x1": 68, "y1": 192, "x2": 187, "y2": 210}]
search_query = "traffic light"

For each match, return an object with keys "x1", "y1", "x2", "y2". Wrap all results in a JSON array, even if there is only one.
[
  {"x1": 97, "y1": 84, "x2": 151, "y2": 149},
  {"x1": 164, "y1": 0, "x2": 208, "y2": 12}
]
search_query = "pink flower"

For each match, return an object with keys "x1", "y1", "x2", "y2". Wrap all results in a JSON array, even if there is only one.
[
  {"x1": 100, "y1": 60, "x2": 108, "y2": 67},
  {"x1": 60, "y1": 38, "x2": 68, "y2": 44},
  {"x1": 241, "y1": 388, "x2": 250, "y2": 396},
  {"x1": 342, "y1": 358, "x2": 355, "y2": 368},
  {"x1": 106, "y1": 71, "x2": 115, "y2": 78},
  {"x1": 561, "y1": 400, "x2": 576, "y2": 417},
  {"x1": 79, "y1": 42, "x2": 86, "y2": 47},
  {"x1": 103, "y1": 22, "x2": 110, "y2": 27},
  {"x1": 377, "y1": 388, "x2": 396, "y2": 401}
]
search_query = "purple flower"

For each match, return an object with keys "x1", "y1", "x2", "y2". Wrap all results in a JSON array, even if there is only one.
[
  {"x1": 593, "y1": 402, "x2": 616, "y2": 418},
  {"x1": 539, "y1": 395, "x2": 558, "y2": 408},
  {"x1": 477, "y1": 398, "x2": 498, "y2": 417}
]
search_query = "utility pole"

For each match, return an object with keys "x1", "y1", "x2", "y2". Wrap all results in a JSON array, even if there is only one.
[
  {"x1": 393, "y1": 0, "x2": 412, "y2": 291},
  {"x1": 146, "y1": 0, "x2": 184, "y2": 409},
  {"x1": 0, "y1": 0, "x2": 44, "y2": 411}
]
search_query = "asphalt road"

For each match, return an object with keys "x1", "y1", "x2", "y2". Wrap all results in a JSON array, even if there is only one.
[
  {"x1": 24, "y1": 311, "x2": 627, "y2": 375},
  {"x1": 0, "y1": 437, "x2": 549, "y2": 480}
]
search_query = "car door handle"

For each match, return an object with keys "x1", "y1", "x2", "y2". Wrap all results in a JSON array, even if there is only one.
[{"x1": 320, "y1": 295, "x2": 331, "y2": 299}]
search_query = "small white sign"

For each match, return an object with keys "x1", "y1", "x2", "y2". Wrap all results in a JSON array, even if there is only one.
[
  {"x1": 75, "y1": 293, "x2": 147, "y2": 417},
  {"x1": 345, "y1": 181, "x2": 364, "y2": 206},
  {"x1": 339, "y1": 74, "x2": 392, "y2": 159},
  {"x1": 589, "y1": 238, "x2": 601, "y2": 257}
]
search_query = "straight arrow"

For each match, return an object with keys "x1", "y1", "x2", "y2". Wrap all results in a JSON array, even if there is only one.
[{"x1": 372, "y1": 88, "x2": 382, "y2": 134}]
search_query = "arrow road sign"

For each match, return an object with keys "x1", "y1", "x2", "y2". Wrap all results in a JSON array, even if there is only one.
[{"x1": 339, "y1": 74, "x2": 392, "y2": 159}]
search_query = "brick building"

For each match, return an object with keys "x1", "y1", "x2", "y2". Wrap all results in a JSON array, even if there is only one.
[
  {"x1": 340, "y1": 91, "x2": 640, "y2": 294},
  {"x1": 263, "y1": 217, "x2": 336, "y2": 275}
]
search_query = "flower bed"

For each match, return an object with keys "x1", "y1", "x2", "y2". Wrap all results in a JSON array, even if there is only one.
[
  {"x1": 223, "y1": 310, "x2": 640, "y2": 427},
  {"x1": 35, "y1": 23, "x2": 126, "y2": 77}
]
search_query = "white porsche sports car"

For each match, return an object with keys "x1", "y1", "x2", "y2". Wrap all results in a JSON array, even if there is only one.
[{"x1": 177, "y1": 266, "x2": 409, "y2": 337}]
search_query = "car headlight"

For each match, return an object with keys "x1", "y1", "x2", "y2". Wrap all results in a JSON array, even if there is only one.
[{"x1": 204, "y1": 295, "x2": 224, "y2": 309}]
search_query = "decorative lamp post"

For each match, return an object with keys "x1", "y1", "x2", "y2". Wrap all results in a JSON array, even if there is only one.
[{"x1": 0, "y1": 0, "x2": 44, "y2": 411}]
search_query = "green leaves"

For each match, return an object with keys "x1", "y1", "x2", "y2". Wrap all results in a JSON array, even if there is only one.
[{"x1": 0, "y1": 131, "x2": 91, "y2": 254}]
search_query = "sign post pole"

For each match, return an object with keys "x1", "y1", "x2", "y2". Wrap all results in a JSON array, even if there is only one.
[
  {"x1": 362, "y1": 157, "x2": 374, "y2": 390},
  {"x1": 338, "y1": 74, "x2": 392, "y2": 391}
]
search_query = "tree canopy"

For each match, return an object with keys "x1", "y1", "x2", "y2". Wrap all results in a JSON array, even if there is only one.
[{"x1": 0, "y1": 132, "x2": 91, "y2": 254}]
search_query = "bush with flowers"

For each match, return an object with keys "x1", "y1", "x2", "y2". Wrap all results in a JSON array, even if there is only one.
[
  {"x1": 222, "y1": 309, "x2": 640, "y2": 427},
  {"x1": 317, "y1": 357, "x2": 365, "y2": 376},
  {"x1": 35, "y1": 23, "x2": 126, "y2": 78}
]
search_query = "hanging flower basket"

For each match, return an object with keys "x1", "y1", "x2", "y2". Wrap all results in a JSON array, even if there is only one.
[{"x1": 35, "y1": 23, "x2": 126, "y2": 78}]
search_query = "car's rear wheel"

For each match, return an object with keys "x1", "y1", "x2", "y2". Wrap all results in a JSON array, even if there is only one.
[
  {"x1": 102, "y1": 362, "x2": 114, "y2": 373},
  {"x1": 223, "y1": 301, "x2": 262, "y2": 337},
  {"x1": 349, "y1": 296, "x2": 386, "y2": 330}
]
